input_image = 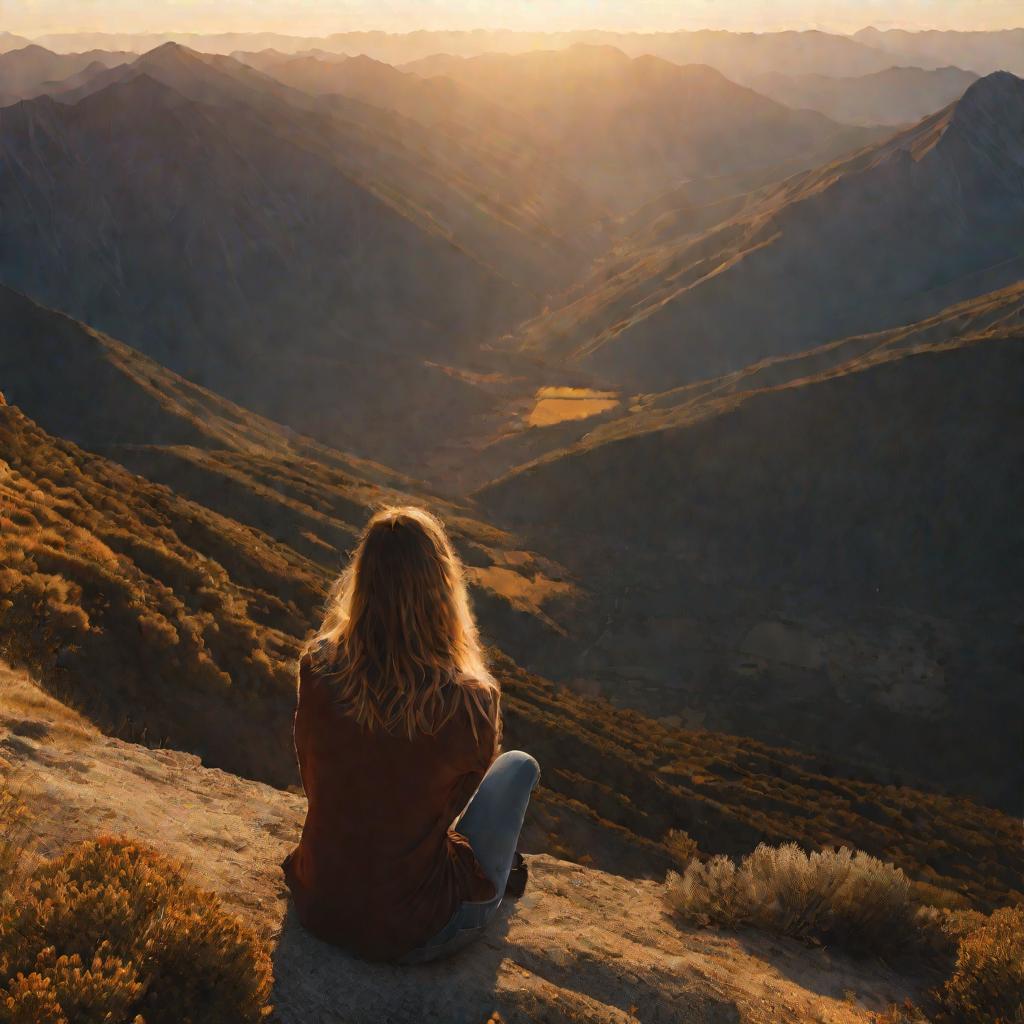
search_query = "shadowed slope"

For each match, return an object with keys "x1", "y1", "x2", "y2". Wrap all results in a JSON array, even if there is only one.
[
  {"x1": 0, "y1": 46, "x2": 596, "y2": 466},
  {"x1": 479, "y1": 286, "x2": 1024, "y2": 810}
]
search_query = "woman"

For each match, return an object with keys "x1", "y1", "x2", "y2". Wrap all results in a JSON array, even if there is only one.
[{"x1": 283, "y1": 505, "x2": 539, "y2": 964}]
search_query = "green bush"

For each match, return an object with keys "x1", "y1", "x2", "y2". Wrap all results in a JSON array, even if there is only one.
[
  {"x1": 940, "y1": 905, "x2": 1023, "y2": 1024},
  {"x1": 0, "y1": 837, "x2": 272, "y2": 1023},
  {"x1": 664, "y1": 842, "x2": 919, "y2": 956}
]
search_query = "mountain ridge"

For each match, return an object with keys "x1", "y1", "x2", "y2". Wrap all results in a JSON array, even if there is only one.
[{"x1": 508, "y1": 70, "x2": 1024, "y2": 390}]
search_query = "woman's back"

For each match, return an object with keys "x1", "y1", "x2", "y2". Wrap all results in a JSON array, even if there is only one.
[{"x1": 283, "y1": 657, "x2": 499, "y2": 961}]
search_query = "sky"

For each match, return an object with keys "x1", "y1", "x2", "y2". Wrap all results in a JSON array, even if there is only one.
[{"x1": 4, "y1": 0, "x2": 1022, "y2": 36}]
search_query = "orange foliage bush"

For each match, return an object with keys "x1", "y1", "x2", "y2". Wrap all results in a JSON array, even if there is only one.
[{"x1": 0, "y1": 837, "x2": 272, "y2": 1023}]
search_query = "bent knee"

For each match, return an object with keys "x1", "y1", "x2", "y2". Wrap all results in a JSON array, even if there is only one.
[{"x1": 496, "y1": 749, "x2": 540, "y2": 788}]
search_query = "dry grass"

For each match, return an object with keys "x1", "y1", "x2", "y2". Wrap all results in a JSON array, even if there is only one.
[{"x1": 940, "y1": 905, "x2": 1024, "y2": 1023}]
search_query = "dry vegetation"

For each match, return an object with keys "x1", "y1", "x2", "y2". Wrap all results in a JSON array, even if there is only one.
[
  {"x1": 0, "y1": 404, "x2": 319, "y2": 785},
  {"x1": 665, "y1": 843, "x2": 920, "y2": 956},
  {"x1": 0, "y1": 832, "x2": 272, "y2": 1023},
  {"x1": 665, "y1": 842, "x2": 1023, "y2": 1024}
]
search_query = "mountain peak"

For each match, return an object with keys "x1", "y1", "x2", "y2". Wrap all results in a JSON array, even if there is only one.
[
  {"x1": 945, "y1": 70, "x2": 1024, "y2": 169},
  {"x1": 136, "y1": 40, "x2": 204, "y2": 69}
]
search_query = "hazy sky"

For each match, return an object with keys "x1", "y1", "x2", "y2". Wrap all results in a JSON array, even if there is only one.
[{"x1": 5, "y1": 0, "x2": 1022, "y2": 36}]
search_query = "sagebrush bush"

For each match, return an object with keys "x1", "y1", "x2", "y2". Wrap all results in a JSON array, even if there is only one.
[
  {"x1": 664, "y1": 829, "x2": 698, "y2": 870},
  {"x1": 940, "y1": 905, "x2": 1024, "y2": 1024},
  {"x1": 0, "y1": 837, "x2": 272, "y2": 1023},
  {"x1": 664, "y1": 842, "x2": 919, "y2": 956}
]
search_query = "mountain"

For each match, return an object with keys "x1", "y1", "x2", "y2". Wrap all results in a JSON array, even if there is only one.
[
  {"x1": 0, "y1": 44, "x2": 598, "y2": 467},
  {"x1": 509, "y1": 71, "x2": 1024, "y2": 390},
  {"x1": 249, "y1": 53, "x2": 599, "y2": 243},
  {"x1": 751, "y1": 65, "x2": 978, "y2": 126},
  {"x1": 399, "y1": 45, "x2": 882, "y2": 211},
  {"x1": 479, "y1": 284, "x2": 1024, "y2": 811},
  {"x1": 855, "y1": 27, "x2": 1024, "y2": 76},
  {"x1": 0, "y1": 44, "x2": 132, "y2": 105},
  {"x1": 0, "y1": 32, "x2": 31, "y2": 54},
  {"x1": 230, "y1": 47, "x2": 301, "y2": 72}
]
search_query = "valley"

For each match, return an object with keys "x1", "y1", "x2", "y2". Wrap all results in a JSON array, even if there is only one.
[{"x1": 0, "y1": 22, "x2": 1021, "y2": 1021}]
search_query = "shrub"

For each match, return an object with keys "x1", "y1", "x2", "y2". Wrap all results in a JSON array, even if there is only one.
[
  {"x1": 664, "y1": 842, "x2": 919, "y2": 957},
  {"x1": 0, "y1": 837, "x2": 272, "y2": 1023},
  {"x1": 940, "y1": 905, "x2": 1024, "y2": 1024},
  {"x1": 664, "y1": 829, "x2": 698, "y2": 870},
  {"x1": 0, "y1": 785, "x2": 30, "y2": 895}
]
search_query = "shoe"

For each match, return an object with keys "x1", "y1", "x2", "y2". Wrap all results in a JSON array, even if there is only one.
[{"x1": 505, "y1": 852, "x2": 528, "y2": 899}]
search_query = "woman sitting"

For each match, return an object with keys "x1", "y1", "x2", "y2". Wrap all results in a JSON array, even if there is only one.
[{"x1": 283, "y1": 506, "x2": 540, "y2": 963}]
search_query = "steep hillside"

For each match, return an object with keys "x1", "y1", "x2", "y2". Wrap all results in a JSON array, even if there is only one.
[
  {"x1": 751, "y1": 65, "x2": 978, "y2": 126},
  {"x1": 0, "y1": 287, "x2": 576, "y2": 652},
  {"x1": 2, "y1": 660, "x2": 941, "y2": 1024},
  {"x1": 510, "y1": 71, "x2": 1024, "y2": 391},
  {"x1": 400, "y1": 45, "x2": 880, "y2": 211},
  {"x1": 0, "y1": 44, "x2": 131, "y2": 104},
  {"x1": 479, "y1": 287, "x2": 1024, "y2": 810}
]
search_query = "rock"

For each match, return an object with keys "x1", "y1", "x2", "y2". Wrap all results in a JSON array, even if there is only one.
[{"x1": 0, "y1": 660, "x2": 923, "y2": 1023}]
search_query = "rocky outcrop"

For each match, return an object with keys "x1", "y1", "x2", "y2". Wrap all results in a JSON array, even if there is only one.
[{"x1": 1, "y1": 659, "x2": 924, "y2": 1023}]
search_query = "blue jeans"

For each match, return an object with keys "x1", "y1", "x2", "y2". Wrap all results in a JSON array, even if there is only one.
[{"x1": 400, "y1": 750, "x2": 540, "y2": 964}]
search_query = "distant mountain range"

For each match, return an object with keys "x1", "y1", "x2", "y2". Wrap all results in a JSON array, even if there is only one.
[
  {"x1": 19, "y1": 27, "x2": 1024, "y2": 78},
  {"x1": 0, "y1": 41, "x2": 892, "y2": 465},
  {"x1": 510, "y1": 71, "x2": 1024, "y2": 391},
  {"x1": 0, "y1": 43, "x2": 132, "y2": 104},
  {"x1": 751, "y1": 65, "x2": 978, "y2": 125},
  {"x1": 395, "y1": 45, "x2": 880, "y2": 211},
  {"x1": 854, "y1": 26, "x2": 1024, "y2": 76}
]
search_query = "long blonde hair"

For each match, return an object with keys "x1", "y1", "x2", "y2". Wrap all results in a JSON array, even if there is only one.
[{"x1": 306, "y1": 506, "x2": 499, "y2": 739}]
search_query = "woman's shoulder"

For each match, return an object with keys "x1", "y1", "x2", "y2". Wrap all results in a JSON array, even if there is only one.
[
  {"x1": 449, "y1": 673, "x2": 500, "y2": 733},
  {"x1": 297, "y1": 648, "x2": 333, "y2": 706}
]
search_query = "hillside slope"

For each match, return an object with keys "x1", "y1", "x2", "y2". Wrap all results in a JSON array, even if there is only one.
[
  {"x1": 511, "y1": 71, "x2": 1024, "y2": 391},
  {"x1": 480, "y1": 287, "x2": 1024, "y2": 809},
  {"x1": 1, "y1": 660, "x2": 932, "y2": 1024},
  {"x1": 0, "y1": 286, "x2": 576, "y2": 648}
]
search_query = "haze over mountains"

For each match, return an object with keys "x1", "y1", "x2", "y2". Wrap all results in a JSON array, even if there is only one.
[
  {"x1": 16, "y1": 26, "x2": 1024, "y2": 76},
  {"x1": 751, "y1": 65, "x2": 979, "y2": 125}
]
